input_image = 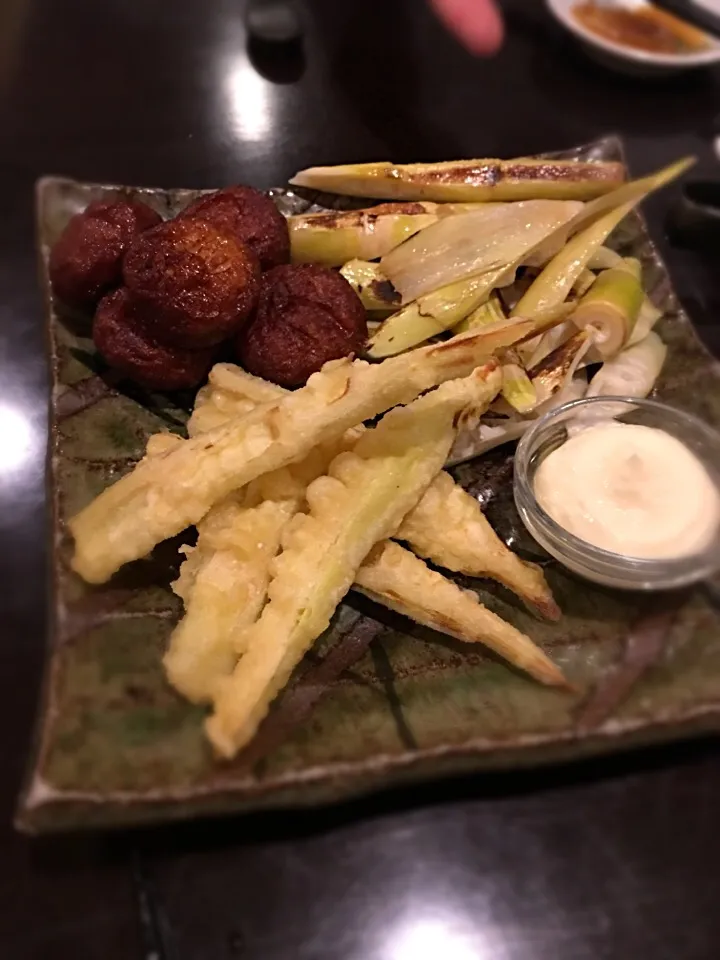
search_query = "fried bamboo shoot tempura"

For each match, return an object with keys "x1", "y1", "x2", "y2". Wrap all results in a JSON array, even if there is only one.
[
  {"x1": 166, "y1": 428, "x2": 366, "y2": 703},
  {"x1": 169, "y1": 365, "x2": 364, "y2": 701},
  {"x1": 179, "y1": 361, "x2": 559, "y2": 619},
  {"x1": 167, "y1": 361, "x2": 561, "y2": 722},
  {"x1": 206, "y1": 364, "x2": 502, "y2": 757},
  {"x1": 355, "y1": 542, "x2": 566, "y2": 685},
  {"x1": 396, "y1": 472, "x2": 559, "y2": 621},
  {"x1": 165, "y1": 497, "x2": 297, "y2": 702},
  {"x1": 188, "y1": 365, "x2": 288, "y2": 436},
  {"x1": 144, "y1": 432, "x2": 185, "y2": 456},
  {"x1": 289, "y1": 158, "x2": 625, "y2": 202},
  {"x1": 69, "y1": 321, "x2": 535, "y2": 584},
  {"x1": 170, "y1": 366, "x2": 492, "y2": 705}
]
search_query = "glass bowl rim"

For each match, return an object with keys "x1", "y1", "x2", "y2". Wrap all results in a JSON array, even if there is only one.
[{"x1": 513, "y1": 395, "x2": 720, "y2": 573}]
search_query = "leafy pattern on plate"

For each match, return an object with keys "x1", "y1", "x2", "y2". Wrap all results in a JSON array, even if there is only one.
[{"x1": 17, "y1": 136, "x2": 720, "y2": 832}]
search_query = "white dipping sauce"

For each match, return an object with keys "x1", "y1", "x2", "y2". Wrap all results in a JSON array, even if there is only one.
[{"x1": 534, "y1": 422, "x2": 720, "y2": 559}]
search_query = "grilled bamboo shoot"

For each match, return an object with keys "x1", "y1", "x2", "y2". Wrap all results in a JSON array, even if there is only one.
[
  {"x1": 290, "y1": 204, "x2": 440, "y2": 266},
  {"x1": 290, "y1": 158, "x2": 625, "y2": 202},
  {"x1": 339, "y1": 259, "x2": 400, "y2": 313},
  {"x1": 366, "y1": 270, "x2": 507, "y2": 358},
  {"x1": 572, "y1": 264, "x2": 644, "y2": 358}
]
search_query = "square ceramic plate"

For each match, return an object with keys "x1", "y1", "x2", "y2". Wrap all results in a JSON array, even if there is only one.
[{"x1": 17, "y1": 135, "x2": 720, "y2": 833}]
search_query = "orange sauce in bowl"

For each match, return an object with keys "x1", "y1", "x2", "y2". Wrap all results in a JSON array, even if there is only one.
[{"x1": 572, "y1": 2, "x2": 709, "y2": 54}]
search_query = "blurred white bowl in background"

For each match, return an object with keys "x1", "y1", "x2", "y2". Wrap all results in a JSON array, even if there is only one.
[{"x1": 546, "y1": 0, "x2": 720, "y2": 76}]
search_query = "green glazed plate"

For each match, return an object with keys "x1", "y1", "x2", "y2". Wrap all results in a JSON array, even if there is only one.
[{"x1": 17, "y1": 136, "x2": 720, "y2": 833}]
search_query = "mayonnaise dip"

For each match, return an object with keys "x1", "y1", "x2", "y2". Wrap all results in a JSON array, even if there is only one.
[{"x1": 533, "y1": 421, "x2": 720, "y2": 559}]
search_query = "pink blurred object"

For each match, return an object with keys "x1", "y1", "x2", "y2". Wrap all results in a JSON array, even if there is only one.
[{"x1": 430, "y1": 0, "x2": 505, "y2": 54}]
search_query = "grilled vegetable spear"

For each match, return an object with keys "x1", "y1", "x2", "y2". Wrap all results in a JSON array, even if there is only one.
[
  {"x1": 530, "y1": 330, "x2": 594, "y2": 407},
  {"x1": 289, "y1": 157, "x2": 625, "y2": 202},
  {"x1": 516, "y1": 157, "x2": 693, "y2": 365},
  {"x1": 524, "y1": 261, "x2": 644, "y2": 369},
  {"x1": 455, "y1": 293, "x2": 537, "y2": 414},
  {"x1": 500, "y1": 352, "x2": 537, "y2": 414},
  {"x1": 382, "y1": 201, "x2": 583, "y2": 304},
  {"x1": 366, "y1": 269, "x2": 507, "y2": 359},
  {"x1": 455, "y1": 289, "x2": 506, "y2": 334},
  {"x1": 585, "y1": 254, "x2": 662, "y2": 348},
  {"x1": 515, "y1": 157, "x2": 694, "y2": 320},
  {"x1": 339, "y1": 259, "x2": 400, "y2": 313},
  {"x1": 517, "y1": 201, "x2": 638, "y2": 319},
  {"x1": 290, "y1": 204, "x2": 439, "y2": 266},
  {"x1": 290, "y1": 202, "x2": 486, "y2": 267},
  {"x1": 572, "y1": 262, "x2": 644, "y2": 358},
  {"x1": 367, "y1": 160, "x2": 692, "y2": 360}
]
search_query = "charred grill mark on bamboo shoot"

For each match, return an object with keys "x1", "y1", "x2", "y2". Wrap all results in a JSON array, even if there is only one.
[{"x1": 392, "y1": 161, "x2": 624, "y2": 186}]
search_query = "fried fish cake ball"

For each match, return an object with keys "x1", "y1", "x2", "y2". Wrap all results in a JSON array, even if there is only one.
[
  {"x1": 88, "y1": 198, "x2": 163, "y2": 237},
  {"x1": 237, "y1": 264, "x2": 368, "y2": 387},
  {"x1": 123, "y1": 219, "x2": 260, "y2": 348},
  {"x1": 179, "y1": 185, "x2": 290, "y2": 270},
  {"x1": 48, "y1": 199, "x2": 162, "y2": 310},
  {"x1": 94, "y1": 288, "x2": 214, "y2": 391}
]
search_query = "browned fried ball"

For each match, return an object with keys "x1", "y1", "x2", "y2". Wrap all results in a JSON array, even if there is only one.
[
  {"x1": 93, "y1": 288, "x2": 214, "y2": 391},
  {"x1": 49, "y1": 199, "x2": 162, "y2": 310},
  {"x1": 236, "y1": 264, "x2": 368, "y2": 387},
  {"x1": 178, "y1": 186, "x2": 290, "y2": 270},
  {"x1": 123, "y1": 219, "x2": 260, "y2": 348}
]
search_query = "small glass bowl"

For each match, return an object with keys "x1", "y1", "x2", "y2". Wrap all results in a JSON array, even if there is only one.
[{"x1": 513, "y1": 396, "x2": 720, "y2": 590}]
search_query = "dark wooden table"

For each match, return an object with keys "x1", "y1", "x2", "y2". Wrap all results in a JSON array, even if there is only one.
[{"x1": 2, "y1": 1, "x2": 720, "y2": 957}]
